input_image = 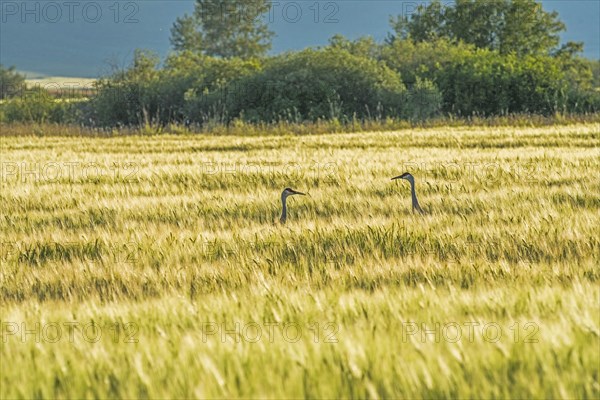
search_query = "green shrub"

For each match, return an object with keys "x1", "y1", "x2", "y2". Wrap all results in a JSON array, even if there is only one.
[
  {"x1": 405, "y1": 78, "x2": 443, "y2": 120},
  {"x1": 565, "y1": 88, "x2": 600, "y2": 113},
  {"x1": 85, "y1": 50, "x2": 162, "y2": 127},
  {"x1": 77, "y1": 39, "x2": 599, "y2": 127},
  {"x1": 381, "y1": 38, "x2": 474, "y2": 86},
  {"x1": 207, "y1": 48, "x2": 409, "y2": 123},
  {"x1": 87, "y1": 50, "x2": 261, "y2": 127},
  {"x1": 436, "y1": 50, "x2": 569, "y2": 115},
  {"x1": 0, "y1": 65, "x2": 26, "y2": 99},
  {"x1": 176, "y1": 52, "x2": 262, "y2": 124},
  {"x1": 381, "y1": 38, "x2": 594, "y2": 116},
  {"x1": 0, "y1": 89, "x2": 84, "y2": 124}
]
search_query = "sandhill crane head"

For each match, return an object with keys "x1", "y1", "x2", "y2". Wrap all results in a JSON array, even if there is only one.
[
  {"x1": 391, "y1": 172, "x2": 414, "y2": 182},
  {"x1": 282, "y1": 188, "x2": 306, "y2": 198},
  {"x1": 391, "y1": 172, "x2": 424, "y2": 214},
  {"x1": 280, "y1": 188, "x2": 306, "y2": 224}
]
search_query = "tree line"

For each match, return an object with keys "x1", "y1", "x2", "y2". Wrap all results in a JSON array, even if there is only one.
[{"x1": 1, "y1": 0, "x2": 599, "y2": 126}]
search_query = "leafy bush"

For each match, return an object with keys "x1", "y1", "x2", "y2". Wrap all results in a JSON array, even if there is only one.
[
  {"x1": 436, "y1": 50, "x2": 569, "y2": 115},
  {"x1": 87, "y1": 50, "x2": 261, "y2": 127},
  {"x1": 78, "y1": 39, "x2": 597, "y2": 127},
  {"x1": 381, "y1": 38, "x2": 598, "y2": 116},
  {"x1": 565, "y1": 88, "x2": 600, "y2": 113},
  {"x1": 11, "y1": 36, "x2": 591, "y2": 128},
  {"x1": 205, "y1": 48, "x2": 409, "y2": 123},
  {"x1": 0, "y1": 65, "x2": 26, "y2": 99},
  {"x1": 0, "y1": 89, "x2": 84, "y2": 124},
  {"x1": 175, "y1": 52, "x2": 262, "y2": 124},
  {"x1": 85, "y1": 50, "x2": 162, "y2": 127},
  {"x1": 405, "y1": 78, "x2": 443, "y2": 120},
  {"x1": 380, "y1": 38, "x2": 474, "y2": 86}
]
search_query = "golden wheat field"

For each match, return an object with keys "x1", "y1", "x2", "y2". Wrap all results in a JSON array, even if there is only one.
[{"x1": 1, "y1": 124, "x2": 599, "y2": 398}]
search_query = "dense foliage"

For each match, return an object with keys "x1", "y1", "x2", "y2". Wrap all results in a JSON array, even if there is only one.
[
  {"x1": 208, "y1": 48, "x2": 409, "y2": 123},
  {"x1": 1, "y1": 0, "x2": 599, "y2": 126},
  {"x1": 0, "y1": 87, "x2": 84, "y2": 124},
  {"x1": 389, "y1": 0, "x2": 571, "y2": 56},
  {"x1": 76, "y1": 41, "x2": 597, "y2": 127},
  {"x1": 0, "y1": 64, "x2": 26, "y2": 99},
  {"x1": 170, "y1": 0, "x2": 273, "y2": 59}
]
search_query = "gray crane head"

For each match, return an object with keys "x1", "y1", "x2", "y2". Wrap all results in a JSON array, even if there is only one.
[
  {"x1": 282, "y1": 188, "x2": 306, "y2": 198},
  {"x1": 280, "y1": 188, "x2": 306, "y2": 224},
  {"x1": 391, "y1": 172, "x2": 424, "y2": 214},
  {"x1": 391, "y1": 172, "x2": 414, "y2": 181}
]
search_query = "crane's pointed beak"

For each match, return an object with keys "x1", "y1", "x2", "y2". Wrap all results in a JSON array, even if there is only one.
[
  {"x1": 391, "y1": 175, "x2": 403, "y2": 181},
  {"x1": 291, "y1": 190, "x2": 306, "y2": 196}
]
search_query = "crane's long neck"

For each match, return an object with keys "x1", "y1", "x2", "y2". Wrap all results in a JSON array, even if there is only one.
[
  {"x1": 408, "y1": 177, "x2": 424, "y2": 214},
  {"x1": 280, "y1": 194, "x2": 288, "y2": 223}
]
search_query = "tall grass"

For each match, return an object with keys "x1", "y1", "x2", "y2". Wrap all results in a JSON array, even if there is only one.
[
  {"x1": 1, "y1": 124, "x2": 598, "y2": 398},
  {"x1": 1, "y1": 112, "x2": 599, "y2": 137}
]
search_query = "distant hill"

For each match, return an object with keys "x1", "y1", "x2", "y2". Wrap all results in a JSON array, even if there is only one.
[
  {"x1": 26, "y1": 77, "x2": 96, "y2": 89},
  {"x1": 19, "y1": 71, "x2": 48, "y2": 79}
]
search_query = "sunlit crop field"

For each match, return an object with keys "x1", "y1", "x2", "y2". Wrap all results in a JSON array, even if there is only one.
[{"x1": 1, "y1": 124, "x2": 599, "y2": 398}]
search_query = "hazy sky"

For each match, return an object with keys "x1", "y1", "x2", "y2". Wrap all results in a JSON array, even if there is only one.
[{"x1": 1, "y1": 0, "x2": 598, "y2": 77}]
